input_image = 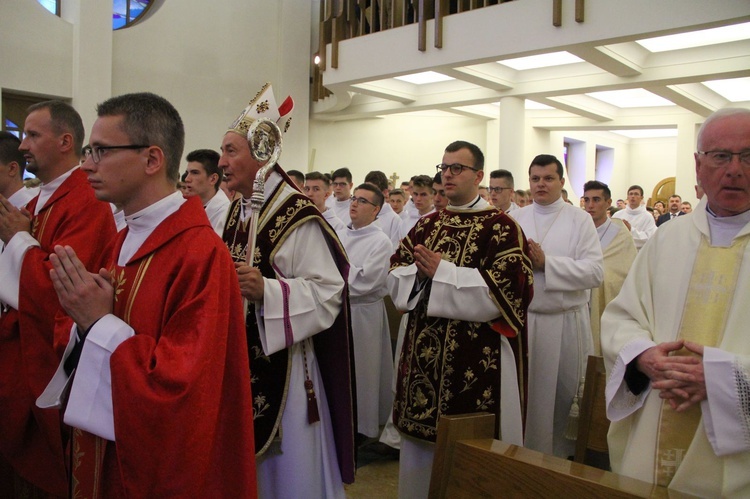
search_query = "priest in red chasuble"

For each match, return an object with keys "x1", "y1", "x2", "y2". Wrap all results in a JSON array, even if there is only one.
[
  {"x1": 389, "y1": 140, "x2": 534, "y2": 498},
  {"x1": 220, "y1": 83, "x2": 356, "y2": 499},
  {"x1": 0, "y1": 100, "x2": 117, "y2": 497},
  {"x1": 37, "y1": 93, "x2": 256, "y2": 497}
]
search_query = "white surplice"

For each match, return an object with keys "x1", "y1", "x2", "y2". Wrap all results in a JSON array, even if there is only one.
[
  {"x1": 513, "y1": 197, "x2": 603, "y2": 458},
  {"x1": 602, "y1": 197, "x2": 750, "y2": 498},
  {"x1": 249, "y1": 172, "x2": 346, "y2": 499},
  {"x1": 374, "y1": 201, "x2": 404, "y2": 251},
  {"x1": 204, "y1": 188, "x2": 231, "y2": 235},
  {"x1": 612, "y1": 204, "x2": 656, "y2": 249},
  {"x1": 332, "y1": 197, "x2": 351, "y2": 227},
  {"x1": 339, "y1": 222, "x2": 394, "y2": 437}
]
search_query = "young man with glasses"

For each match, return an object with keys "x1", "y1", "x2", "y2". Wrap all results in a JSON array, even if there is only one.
[
  {"x1": 602, "y1": 108, "x2": 750, "y2": 496},
  {"x1": 0, "y1": 101, "x2": 117, "y2": 497},
  {"x1": 37, "y1": 92, "x2": 256, "y2": 497},
  {"x1": 389, "y1": 140, "x2": 533, "y2": 498},
  {"x1": 489, "y1": 168, "x2": 519, "y2": 214},
  {"x1": 341, "y1": 183, "x2": 394, "y2": 444},
  {"x1": 513, "y1": 154, "x2": 603, "y2": 460}
]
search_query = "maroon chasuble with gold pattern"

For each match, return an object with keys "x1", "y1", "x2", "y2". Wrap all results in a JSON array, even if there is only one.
[{"x1": 391, "y1": 207, "x2": 533, "y2": 442}]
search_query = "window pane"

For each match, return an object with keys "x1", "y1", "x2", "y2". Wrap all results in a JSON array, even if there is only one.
[
  {"x1": 113, "y1": 0, "x2": 151, "y2": 30},
  {"x1": 37, "y1": 0, "x2": 58, "y2": 15}
]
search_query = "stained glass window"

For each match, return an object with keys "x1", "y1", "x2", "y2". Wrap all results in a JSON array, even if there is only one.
[{"x1": 36, "y1": 0, "x2": 153, "y2": 29}]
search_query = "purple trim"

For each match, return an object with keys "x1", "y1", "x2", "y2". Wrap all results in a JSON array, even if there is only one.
[{"x1": 279, "y1": 279, "x2": 293, "y2": 348}]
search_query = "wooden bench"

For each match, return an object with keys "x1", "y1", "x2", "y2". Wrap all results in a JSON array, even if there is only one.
[{"x1": 429, "y1": 413, "x2": 672, "y2": 499}]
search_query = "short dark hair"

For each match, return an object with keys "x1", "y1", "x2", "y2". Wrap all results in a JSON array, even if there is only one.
[
  {"x1": 445, "y1": 140, "x2": 484, "y2": 171},
  {"x1": 627, "y1": 185, "x2": 644, "y2": 196},
  {"x1": 433, "y1": 172, "x2": 442, "y2": 185},
  {"x1": 389, "y1": 188, "x2": 406, "y2": 199},
  {"x1": 287, "y1": 169, "x2": 305, "y2": 186},
  {"x1": 668, "y1": 194, "x2": 682, "y2": 201},
  {"x1": 28, "y1": 100, "x2": 85, "y2": 155},
  {"x1": 332, "y1": 167, "x2": 352, "y2": 183},
  {"x1": 97, "y1": 93, "x2": 185, "y2": 183},
  {"x1": 354, "y1": 182, "x2": 384, "y2": 208},
  {"x1": 364, "y1": 170, "x2": 389, "y2": 192},
  {"x1": 186, "y1": 149, "x2": 222, "y2": 191},
  {"x1": 411, "y1": 174, "x2": 434, "y2": 192},
  {"x1": 515, "y1": 189, "x2": 526, "y2": 198},
  {"x1": 305, "y1": 171, "x2": 330, "y2": 187},
  {"x1": 490, "y1": 169, "x2": 514, "y2": 187},
  {"x1": 0, "y1": 132, "x2": 25, "y2": 177},
  {"x1": 583, "y1": 180, "x2": 611, "y2": 200},
  {"x1": 529, "y1": 154, "x2": 564, "y2": 179}
]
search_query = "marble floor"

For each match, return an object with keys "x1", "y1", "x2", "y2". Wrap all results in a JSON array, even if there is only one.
[{"x1": 345, "y1": 439, "x2": 400, "y2": 498}]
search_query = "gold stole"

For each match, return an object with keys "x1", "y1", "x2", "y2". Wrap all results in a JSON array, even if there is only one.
[{"x1": 655, "y1": 234, "x2": 749, "y2": 486}]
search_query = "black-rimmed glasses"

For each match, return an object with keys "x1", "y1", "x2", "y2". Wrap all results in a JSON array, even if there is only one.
[
  {"x1": 83, "y1": 144, "x2": 150, "y2": 164},
  {"x1": 697, "y1": 150, "x2": 750, "y2": 168},
  {"x1": 488, "y1": 186, "x2": 512, "y2": 194},
  {"x1": 350, "y1": 195, "x2": 376, "y2": 207},
  {"x1": 436, "y1": 163, "x2": 479, "y2": 176}
]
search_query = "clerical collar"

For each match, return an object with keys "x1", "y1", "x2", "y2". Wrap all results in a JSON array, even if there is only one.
[
  {"x1": 705, "y1": 203, "x2": 750, "y2": 247},
  {"x1": 35, "y1": 166, "x2": 77, "y2": 215},
  {"x1": 125, "y1": 191, "x2": 185, "y2": 232},
  {"x1": 532, "y1": 196, "x2": 565, "y2": 214},
  {"x1": 448, "y1": 195, "x2": 488, "y2": 211},
  {"x1": 239, "y1": 171, "x2": 283, "y2": 222}
]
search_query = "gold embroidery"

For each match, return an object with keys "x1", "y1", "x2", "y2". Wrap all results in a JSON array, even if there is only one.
[{"x1": 124, "y1": 255, "x2": 154, "y2": 324}]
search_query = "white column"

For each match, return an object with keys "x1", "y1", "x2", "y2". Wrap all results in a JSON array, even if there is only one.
[
  {"x1": 63, "y1": 0, "x2": 113, "y2": 136},
  {"x1": 497, "y1": 96, "x2": 526, "y2": 182},
  {"x1": 675, "y1": 115, "x2": 701, "y2": 206}
]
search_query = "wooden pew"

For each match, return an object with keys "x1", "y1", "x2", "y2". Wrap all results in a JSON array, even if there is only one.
[{"x1": 429, "y1": 413, "x2": 674, "y2": 499}]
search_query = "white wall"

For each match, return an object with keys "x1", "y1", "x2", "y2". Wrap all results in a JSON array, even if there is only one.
[
  {"x1": 309, "y1": 113, "x2": 487, "y2": 185},
  {"x1": 1, "y1": 0, "x2": 312, "y2": 170}
]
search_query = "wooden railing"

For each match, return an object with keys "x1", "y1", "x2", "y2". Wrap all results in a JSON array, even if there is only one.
[{"x1": 313, "y1": 0, "x2": 586, "y2": 102}]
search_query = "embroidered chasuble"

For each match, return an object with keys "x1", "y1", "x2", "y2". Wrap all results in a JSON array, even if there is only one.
[
  {"x1": 391, "y1": 207, "x2": 533, "y2": 442},
  {"x1": 0, "y1": 168, "x2": 116, "y2": 497},
  {"x1": 655, "y1": 235, "x2": 748, "y2": 486},
  {"x1": 70, "y1": 198, "x2": 256, "y2": 497},
  {"x1": 222, "y1": 168, "x2": 357, "y2": 483}
]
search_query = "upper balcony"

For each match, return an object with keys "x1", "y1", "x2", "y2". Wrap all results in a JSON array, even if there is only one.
[{"x1": 312, "y1": 0, "x2": 750, "y2": 128}]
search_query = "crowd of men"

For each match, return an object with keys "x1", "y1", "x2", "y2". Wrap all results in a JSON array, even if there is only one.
[{"x1": 0, "y1": 89, "x2": 747, "y2": 498}]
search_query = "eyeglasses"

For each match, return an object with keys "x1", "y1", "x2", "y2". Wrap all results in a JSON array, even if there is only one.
[
  {"x1": 697, "y1": 150, "x2": 750, "y2": 168},
  {"x1": 436, "y1": 163, "x2": 479, "y2": 176},
  {"x1": 83, "y1": 144, "x2": 149, "y2": 164},
  {"x1": 332, "y1": 181, "x2": 349, "y2": 188},
  {"x1": 488, "y1": 187, "x2": 512, "y2": 194},
  {"x1": 350, "y1": 195, "x2": 376, "y2": 207}
]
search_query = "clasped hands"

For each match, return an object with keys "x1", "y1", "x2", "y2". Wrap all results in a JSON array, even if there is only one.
[
  {"x1": 636, "y1": 340, "x2": 707, "y2": 412},
  {"x1": 527, "y1": 239, "x2": 545, "y2": 271},
  {"x1": 49, "y1": 245, "x2": 113, "y2": 332},
  {"x1": 414, "y1": 244, "x2": 441, "y2": 281},
  {"x1": 0, "y1": 195, "x2": 32, "y2": 244}
]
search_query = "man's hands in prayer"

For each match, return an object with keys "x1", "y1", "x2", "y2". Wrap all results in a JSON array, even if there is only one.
[
  {"x1": 637, "y1": 340, "x2": 706, "y2": 412},
  {"x1": 49, "y1": 245, "x2": 113, "y2": 331},
  {"x1": 414, "y1": 244, "x2": 441, "y2": 280},
  {"x1": 236, "y1": 263, "x2": 264, "y2": 301},
  {"x1": 0, "y1": 195, "x2": 32, "y2": 244},
  {"x1": 527, "y1": 239, "x2": 545, "y2": 271}
]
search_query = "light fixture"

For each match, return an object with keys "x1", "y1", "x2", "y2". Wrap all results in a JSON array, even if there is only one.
[
  {"x1": 394, "y1": 72, "x2": 454, "y2": 85},
  {"x1": 497, "y1": 52, "x2": 584, "y2": 71},
  {"x1": 313, "y1": 54, "x2": 321, "y2": 66},
  {"x1": 636, "y1": 22, "x2": 750, "y2": 53},
  {"x1": 586, "y1": 89, "x2": 674, "y2": 108},
  {"x1": 702, "y1": 77, "x2": 750, "y2": 103}
]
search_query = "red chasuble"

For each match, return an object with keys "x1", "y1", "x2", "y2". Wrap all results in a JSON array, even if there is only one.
[
  {"x1": 0, "y1": 168, "x2": 116, "y2": 497},
  {"x1": 391, "y1": 207, "x2": 533, "y2": 442},
  {"x1": 70, "y1": 197, "x2": 257, "y2": 497}
]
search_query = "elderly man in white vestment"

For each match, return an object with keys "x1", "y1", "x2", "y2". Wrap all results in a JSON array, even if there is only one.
[
  {"x1": 582, "y1": 180, "x2": 636, "y2": 355},
  {"x1": 602, "y1": 108, "x2": 750, "y2": 498},
  {"x1": 340, "y1": 183, "x2": 394, "y2": 440},
  {"x1": 513, "y1": 154, "x2": 603, "y2": 459}
]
